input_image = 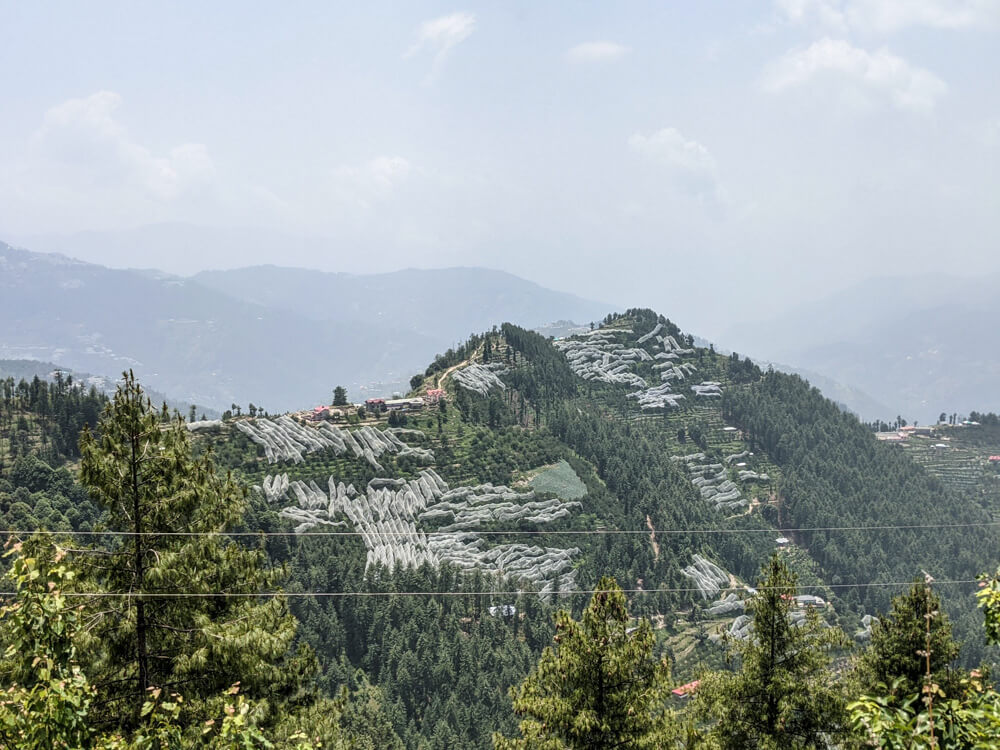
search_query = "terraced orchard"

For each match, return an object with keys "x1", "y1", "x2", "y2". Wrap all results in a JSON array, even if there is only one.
[
  {"x1": 183, "y1": 307, "x2": 1000, "y2": 747},
  {"x1": 898, "y1": 423, "x2": 1000, "y2": 514},
  {"x1": 225, "y1": 413, "x2": 585, "y2": 596}
]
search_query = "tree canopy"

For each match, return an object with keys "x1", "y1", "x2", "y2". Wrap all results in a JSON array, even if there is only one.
[{"x1": 495, "y1": 576, "x2": 677, "y2": 750}]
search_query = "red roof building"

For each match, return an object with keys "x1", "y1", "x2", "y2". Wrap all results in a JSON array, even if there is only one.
[{"x1": 671, "y1": 680, "x2": 700, "y2": 699}]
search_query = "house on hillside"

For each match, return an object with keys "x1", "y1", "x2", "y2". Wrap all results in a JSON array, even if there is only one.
[
  {"x1": 425, "y1": 388, "x2": 446, "y2": 404},
  {"x1": 795, "y1": 595, "x2": 826, "y2": 608},
  {"x1": 365, "y1": 398, "x2": 386, "y2": 414},
  {"x1": 672, "y1": 680, "x2": 700, "y2": 701},
  {"x1": 876, "y1": 431, "x2": 907, "y2": 442},
  {"x1": 385, "y1": 397, "x2": 425, "y2": 412},
  {"x1": 306, "y1": 405, "x2": 332, "y2": 421}
]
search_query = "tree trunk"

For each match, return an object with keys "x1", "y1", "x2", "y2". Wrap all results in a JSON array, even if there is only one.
[{"x1": 130, "y1": 413, "x2": 149, "y2": 701}]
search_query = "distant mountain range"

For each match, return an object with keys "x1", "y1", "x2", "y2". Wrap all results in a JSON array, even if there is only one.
[
  {"x1": 719, "y1": 272, "x2": 1000, "y2": 424},
  {"x1": 0, "y1": 242, "x2": 613, "y2": 411},
  {"x1": 5, "y1": 234, "x2": 995, "y2": 423},
  {"x1": 191, "y1": 265, "x2": 610, "y2": 343}
]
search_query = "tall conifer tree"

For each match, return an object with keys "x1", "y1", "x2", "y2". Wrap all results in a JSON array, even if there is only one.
[
  {"x1": 77, "y1": 371, "x2": 307, "y2": 728},
  {"x1": 494, "y1": 576, "x2": 677, "y2": 749},
  {"x1": 696, "y1": 555, "x2": 848, "y2": 748}
]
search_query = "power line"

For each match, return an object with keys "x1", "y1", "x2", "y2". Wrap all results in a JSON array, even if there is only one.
[
  {"x1": 1, "y1": 579, "x2": 983, "y2": 599},
  {"x1": 2, "y1": 520, "x2": 999, "y2": 538}
]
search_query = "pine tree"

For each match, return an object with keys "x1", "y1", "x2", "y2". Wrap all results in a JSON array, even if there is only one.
[
  {"x1": 696, "y1": 555, "x2": 848, "y2": 748},
  {"x1": 851, "y1": 580, "x2": 963, "y2": 704},
  {"x1": 494, "y1": 576, "x2": 677, "y2": 749},
  {"x1": 849, "y1": 570, "x2": 1000, "y2": 748},
  {"x1": 76, "y1": 371, "x2": 309, "y2": 729}
]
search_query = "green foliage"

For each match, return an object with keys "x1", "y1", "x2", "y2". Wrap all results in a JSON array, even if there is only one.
[
  {"x1": 851, "y1": 580, "x2": 963, "y2": 704},
  {"x1": 76, "y1": 372, "x2": 314, "y2": 730},
  {"x1": 848, "y1": 674, "x2": 1000, "y2": 749},
  {"x1": 14, "y1": 317, "x2": 1000, "y2": 746},
  {"x1": 723, "y1": 370, "x2": 999, "y2": 659},
  {"x1": 424, "y1": 332, "x2": 489, "y2": 379},
  {"x1": 501, "y1": 323, "x2": 578, "y2": 412},
  {"x1": 695, "y1": 555, "x2": 848, "y2": 749},
  {"x1": 0, "y1": 454, "x2": 101, "y2": 532},
  {"x1": 494, "y1": 576, "x2": 677, "y2": 749},
  {"x1": 848, "y1": 572, "x2": 1000, "y2": 748},
  {"x1": 0, "y1": 547, "x2": 93, "y2": 749},
  {"x1": 287, "y1": 560, "x2": 553, "y2": 748},
  {"x1": 0, "y1": 547, "x2": 317, "y2": 749},
  {"x1": 0, "y1": 373, "x2": 107, "y2": 465}
]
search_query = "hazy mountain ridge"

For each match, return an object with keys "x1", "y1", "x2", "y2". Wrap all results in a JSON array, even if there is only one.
[
  {"x1": 0, "y1": 242, "x2": 612, "y2": 412},
  {"x1": 193, "y1": 264, "x2": 613, "y2": 341},
  {"x1": 720, "y1": 273, "x2": 1000, "y2": 423}
]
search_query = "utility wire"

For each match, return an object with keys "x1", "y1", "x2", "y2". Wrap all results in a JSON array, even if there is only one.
[
  {"x1": 2, "y1": 520, "x2": 999, "y2": 537},
  {"x1": 0, "y1": 579, "x2": 984, "y2": 599}
]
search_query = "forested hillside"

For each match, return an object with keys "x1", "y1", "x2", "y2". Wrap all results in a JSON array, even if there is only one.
[{"x1": 2, "y1": 308, "x2": 999, "y2": 746}]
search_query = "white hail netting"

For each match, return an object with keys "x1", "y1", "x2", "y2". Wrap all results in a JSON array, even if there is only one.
[
  {"x1": 272, "y1": 468, "x2": 579, "y2": 592},
  {"x1": 681, "y1": 554, "x2": 731, "y2": 599},
  {"x1": 727, "y1": 614, "x2": 753, "y2": 641},
  {"x1": 855, "y1": 614, "x2": 878, "y2": 641},
  {"x1": 627, "y1": 383, "x2": 684, "y2": 409},
  {"x1": 418, "y1": 484, "x2": 581, "y2": 531},
  {"x1": 691, "y1": 381, "x2": 723, "y2": 398},
  {"x1": 235, "y1": 417, "x2": 433, "y2": 469},
  {"x1": 427, "y1": 535, "x2": 579, "y2": 595},
  {"x1": 714, "y1": 599, "x2": 831, "y2": 643},
  {"x1": 671, "y1": 453, "x2": 747, "y2": 512},
  {"x1": 636, "y1": 322, "x2": 662, "y2": 344},
  {"x1": 262, "y1": 473, "x2": 289, "y2": 503},
  {"x1": 185, "y1": 420, "x2": 222, "y2": 431},
  {"x1": 554, "y1": 322, "x2": 700, "y2": 410},
  {"x1": 704, "y1": 592, "x2": 745, "y2": 616},
  {"x1": 451, "y1": 363, "x2": 509, "y2": 395}
]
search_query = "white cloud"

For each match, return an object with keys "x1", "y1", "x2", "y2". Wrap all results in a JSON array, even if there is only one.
[
  {"x1": 566, "y1": 41, "x2": 630, "y2": 64},
  {"x1": 629, "y1": 127, "x2": 720, "y2": 198},
  {"x1": 31, "y1": 91, "x2": 214, "y2": 200},
  {"x1": 761, "y1": 39, "x2": 947, "y2": 112},
  {"x1": 775, "y1": 0, "x2": 849, "y2": 30},
  {"x1": 775, "y1": 0, "x2": 1000, "y2": 31},
  {"x1": 405, "y1": 12, "x2": 475, "y2": 81},
  {"x1": 331, "y1": 155, "x2": 412, "y2": 209}
]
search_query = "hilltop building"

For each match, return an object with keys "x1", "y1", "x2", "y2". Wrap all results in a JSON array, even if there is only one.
[
  {"x1": 365, "y1": 398, "x2": 386, "y2": 413},
  {"x1": 385, "y1": 397, "x2": 425, "y2": 412}
]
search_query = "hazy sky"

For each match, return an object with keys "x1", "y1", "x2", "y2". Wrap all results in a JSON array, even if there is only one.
[{"x1": 1, "y1": 2, "x2": 998, "y2": 337}]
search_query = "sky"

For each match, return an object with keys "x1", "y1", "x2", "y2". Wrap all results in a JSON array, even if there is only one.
[{"x1": 1, "y1": 1, "x2": 998, "y2": 338}]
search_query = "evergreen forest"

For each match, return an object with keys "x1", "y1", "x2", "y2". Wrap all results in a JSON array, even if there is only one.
[{"x1": 3, "y1": 309, "x2": 1000, "y2": 747}]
